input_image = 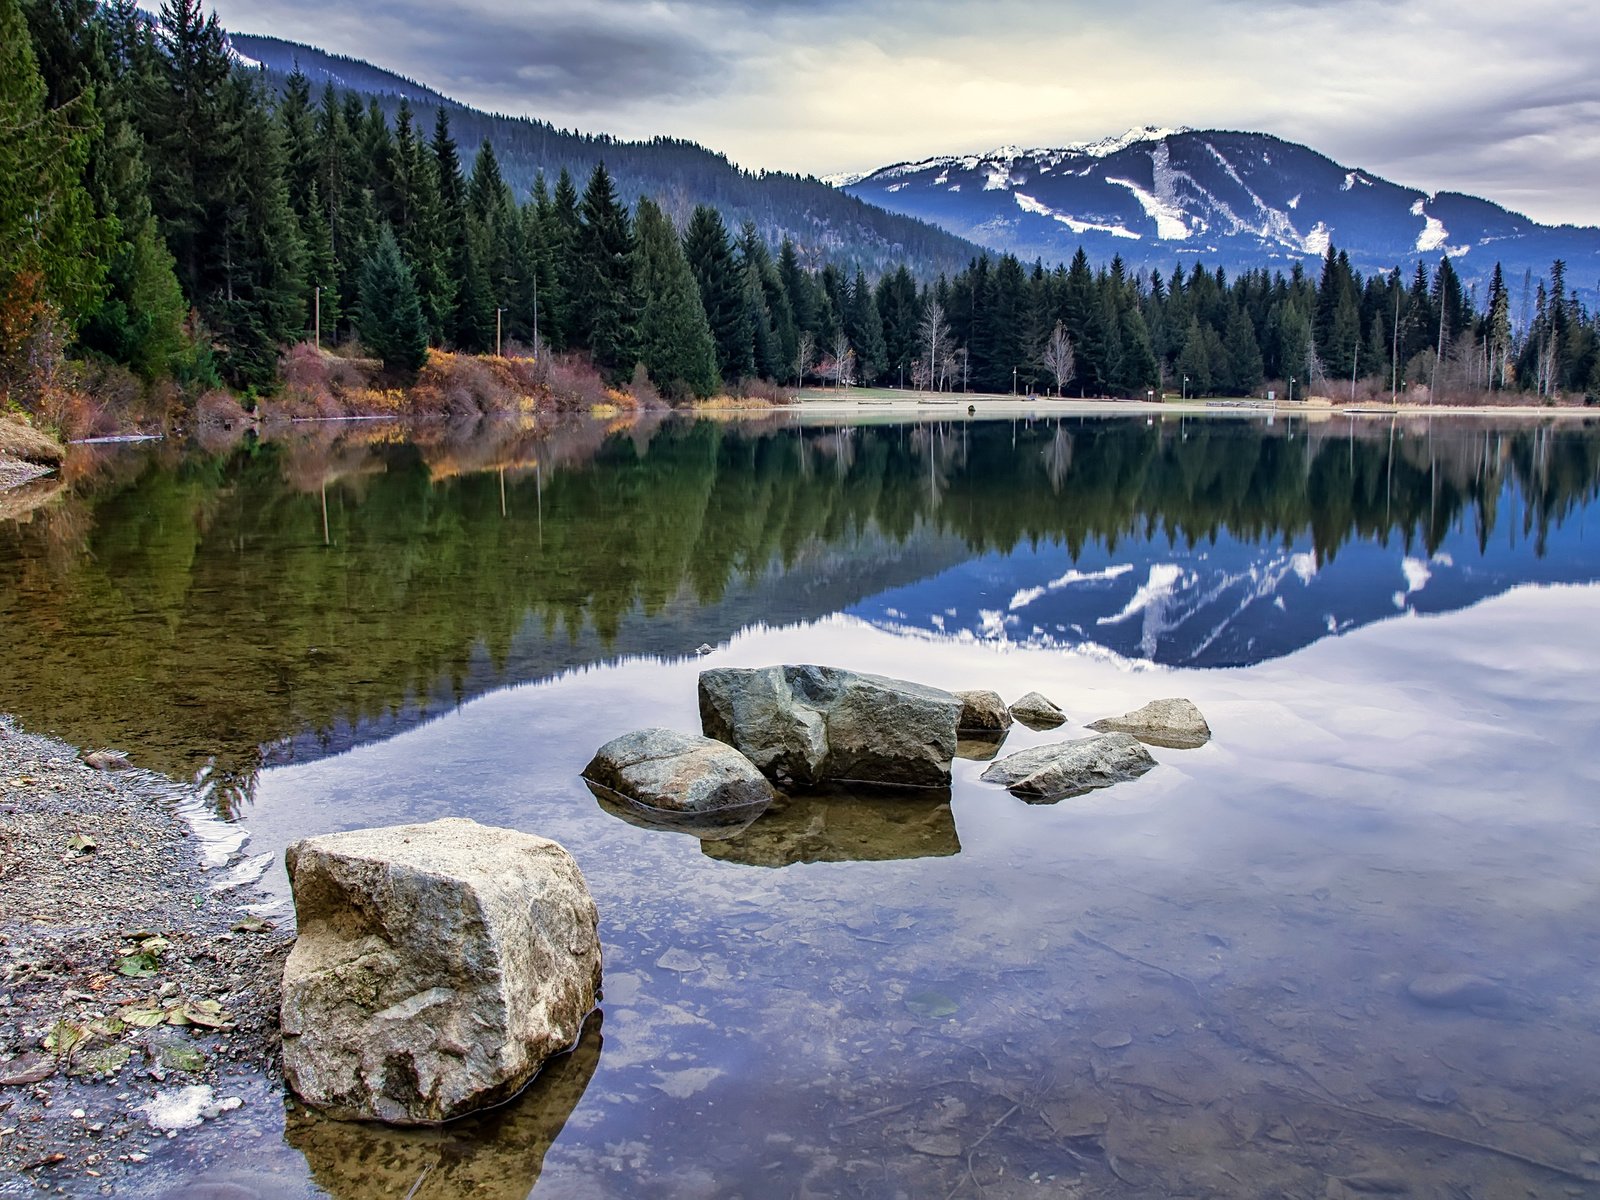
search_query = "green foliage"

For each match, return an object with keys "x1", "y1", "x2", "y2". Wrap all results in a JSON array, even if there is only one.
[
  {"x1": 633, "y1": 198, "x2": 718, "y2": 399},
  {"x1": 356, "y1": 225, "x2": 428, "y2": 373},
  {"x1": 0, "y1": 0, "x2": 108, "y2": 337},
  {"x1": 574, "y1": 161, "x2": 637, "y2": 375}
]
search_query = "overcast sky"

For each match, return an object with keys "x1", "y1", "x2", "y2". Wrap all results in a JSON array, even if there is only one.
[{"x1": 202, "y1": 0, "x2": 1596, "y2": 226}]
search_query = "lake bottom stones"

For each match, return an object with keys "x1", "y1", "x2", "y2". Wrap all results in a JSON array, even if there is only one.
[{"x1": 280, "y1": 817, "x2": 601, "y2": 1125}]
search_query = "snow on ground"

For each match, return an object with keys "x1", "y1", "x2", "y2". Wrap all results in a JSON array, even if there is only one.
[
  {"x1": 1013, "y1": 192, "x2": 1141, "y2": 239},
  {"x1": 1104, "y1": 175, "x2": 1191, "y2": 240}
]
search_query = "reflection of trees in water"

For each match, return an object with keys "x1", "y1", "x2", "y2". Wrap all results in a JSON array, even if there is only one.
[{"x1": 2, "y1": 415, "x2": 1598, "y2": 815}]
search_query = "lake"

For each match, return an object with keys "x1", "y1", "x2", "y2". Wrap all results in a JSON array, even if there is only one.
[{"x1": 3, "y1": 410, "x2": 1600, "y2": 1198}]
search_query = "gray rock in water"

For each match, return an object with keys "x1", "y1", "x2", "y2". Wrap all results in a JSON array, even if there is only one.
[
  {"x1": 954, "y1": 689, "x2": 1012, "y2": 732},
  {"x1": 1008, "y1": 691, "x2": 1067, "y2": 730},
  {"x1": 1407, "y1": 972, "x2": 1507, "y2": 1010},
  {"x1": 980, "y1": 732, "x2": 1156, "y2": 802},
  {"x1": 280, "y1": 817, "x2": 601, "y2": 1125},
  {"x1": 582, "y1": 728, "x2": 774, "y2": 814},
  {"x1": 699, "y1": 665, "x2": 960, "y2": 788},
  {"x1": 1088, "y1": 698, "x2": 1212, "y2": 749}
]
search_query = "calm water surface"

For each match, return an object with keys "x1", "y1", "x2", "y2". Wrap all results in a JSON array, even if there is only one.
[{"x1": 3, "y1": 412, "x2": 1600, "y2": 1199}]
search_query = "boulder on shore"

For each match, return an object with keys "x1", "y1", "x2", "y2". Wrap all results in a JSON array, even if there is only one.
[
  {"x1": 980, "y1": 732, "x2": 1156, "y2": 802},
  {"x1": 1088, "y1": 698, "x2": 1211, "y2": 749},
  {"x1": 699, "y1": 665, "x2": 960, "y2": 788},
  {"x1": 1008, "y1": 691, "x2": 1067, "y2": 730},
  {"x1": 582, "y1": 728, "x2": 774, "y2": 814},
  {"x1": 954, "y1": 689, "x2": 1012, "y2": 733},
  {"x1": 280, "y1": 817, "x2": 601, "y2": 1125}
]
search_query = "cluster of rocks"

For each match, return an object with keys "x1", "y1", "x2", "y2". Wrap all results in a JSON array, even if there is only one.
[
  {"x1": 584, "y1": 665, "x2": 1212, "y2": 816},
  {"x1": 272, "y1": 665, "x2": 1209, "y2": 1133}
]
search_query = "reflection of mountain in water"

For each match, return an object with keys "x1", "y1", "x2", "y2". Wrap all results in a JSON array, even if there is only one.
[
  {"x1": 858, "y1": 502, "x2": 1600, "y2": 667},
  {"x1": 1, "y1": 414, "x2": 1597, "y2": 808}
]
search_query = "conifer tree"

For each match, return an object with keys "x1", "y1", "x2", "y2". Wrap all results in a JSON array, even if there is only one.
[
  {"x1": 356, "y1": 225, "x2": 428, "y2": 373},
  {"x1": 682, "y1": 205, "x2": 750, "y2": 381},
  {"x1": 1, "y1": 0, "x2": 106, "y2": 371},
  {"x1": 574, "y1": 161, "x2": 636, "y2": 374},
  {"x1": 633, "y1": 197, "x2": 718, "y2": 400},
  {"x1": 845, "y1": 269, "x2": 887, "y2": 385}
]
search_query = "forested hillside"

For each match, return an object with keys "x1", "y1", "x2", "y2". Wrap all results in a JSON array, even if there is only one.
[
  {"x1": 1, "y1": 0, "x2": 1594, "y2": 425},
  {"x1": 227, "y1": 32, "x2": 981, "y2": 277}
]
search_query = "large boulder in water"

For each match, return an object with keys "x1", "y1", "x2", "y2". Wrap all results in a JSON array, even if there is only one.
[
  {"x1": 1088, "y1": 698, "x2": 1211, "y2": 749},
  {"x1": 582, "y1": 728, "x2": 774, "y2": 814},
  {"x1": 980, "y1": 733, "x2": 1156, "y2": 802},
  {"x1": 280, "y1": 817, "x2": 601, "y2": 1125},
  {"x1": 698, "y1": 665, "x2": 960, "y2": 788}
]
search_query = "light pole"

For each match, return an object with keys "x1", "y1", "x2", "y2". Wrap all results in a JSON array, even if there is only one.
[
  {"x1": 1012, "y1": 365, "x2": 1018, "y2": 396},
  {"x1": 314, "y1": 286, "x2": 321, "y2": 350},
  {"x1": 496, "y1": 307, "x2": 506, "y2": 357},
  {"x1": 532, "y1": 276, "x2": 539, "y2": 357},
  {"x1": 1288, "y1": 375, "x2": 1296, "y2": 404},
  {"x1": 1182, "y1": 374, "x2": 1189, "y2": 401}
]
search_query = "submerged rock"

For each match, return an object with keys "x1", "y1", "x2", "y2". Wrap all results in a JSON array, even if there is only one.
[
  {"x1": 954, "y1": 689, "x2": 1012, "y2": 732},
  {"x1": 582, "y1": 728, "x2": 774, "y2": 814},
  {"x1": 1088, "y1": 698, "x2": 1212, "y2": 749},
  {"x1": 1008, "y1": 691, "x2": 1067, "y2": 730},
  {"x1": 979, "y1": 732, "x2": 1156, "y2": 802},
  {"x1": 955, "y1": 732, "x2": 1009, "y2": 762},
  {"x1": 700, "y1": 786, "x2": 959, "y2": 868},
  {"x1": 699, "y1": 665, "x2": 960, "y2": 788},
  {"x1": 280, "y1": 817, "x2": 601, "y2": 1125}
]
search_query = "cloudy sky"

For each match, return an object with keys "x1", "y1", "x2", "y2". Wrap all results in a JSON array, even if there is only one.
[{"x1": 204, "y1": 0, "x2": 1596, "y2": 226}]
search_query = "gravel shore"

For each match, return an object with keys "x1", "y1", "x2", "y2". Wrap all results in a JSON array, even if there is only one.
[{"x1": 0, "y1": 717, "x2": 290, "y2": 1195}]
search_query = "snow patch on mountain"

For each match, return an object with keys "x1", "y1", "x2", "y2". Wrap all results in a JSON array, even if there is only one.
[
  {"x1": 1014, "y1": 193, "x2": 1140, "y2": 239},
  {"x1": 822, "y1": 170, "x2": 871, "y2": 188},
  {"x1": 1303, "y1": 221, "x2": 1331, "y2": 256},
  {"x1": 1412, "y1": 198, "x2": 1451, "y2": 252},
  {"x1": 1106, "y1": 176, "x2": 1190, "y2": 240}
]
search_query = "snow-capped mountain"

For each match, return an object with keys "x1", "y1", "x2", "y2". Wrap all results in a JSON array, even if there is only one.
[{"x1": 838, "y1": 127, "x2": 1600, "y2": 289}]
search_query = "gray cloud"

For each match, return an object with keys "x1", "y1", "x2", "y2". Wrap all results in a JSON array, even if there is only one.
[{"x1": 202, "y1": 0, "x2": 1597, "y2": 226}]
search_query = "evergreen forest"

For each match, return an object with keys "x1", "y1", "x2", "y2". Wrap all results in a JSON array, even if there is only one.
[{"x1": 3, "y1": 0, "x2": 1597, "y2": 420}]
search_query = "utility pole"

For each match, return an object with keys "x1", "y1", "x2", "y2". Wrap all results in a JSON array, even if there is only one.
[
  {"x1": 532, "y1": 276, "x2": 539, "y2": 356},
  {"x1": 314, "y1": 286, "x2": 320, "y2": 350},
  {"x1": 1350, "y1": 341, "x2": 1359, "y2": 403},
  {"x1": 496, "y1": 307, "x2": 505, "y2": 357}
]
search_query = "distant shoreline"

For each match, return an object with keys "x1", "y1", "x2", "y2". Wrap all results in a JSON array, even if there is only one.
[{"x1": 788, "y1": 392, "x2": 1597, "y2": 421}]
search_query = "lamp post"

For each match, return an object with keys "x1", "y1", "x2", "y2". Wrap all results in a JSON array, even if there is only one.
[
  {"x1": 1012, "y1": 365, "x2": 1018, "y2": 396},
  {"x1": 1182, "y1": 374, "x2": 1189, "y2": 402},
  {"x1": 496, "y1": 307, "x2": 506, "y2": 358},
  {"x1": 314, "y1": 286, "x2": 321, "y2": 350},
  {"x1": 1289, "y1": 375, "x2": 1296, "y2": 404}
]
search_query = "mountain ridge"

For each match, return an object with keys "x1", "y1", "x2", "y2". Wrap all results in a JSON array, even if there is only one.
[
  {"x1": 836, "y1": 127, "x2": 1599, "y2": 297},
  {"x1": 225, "y1": 32, "x2": 985, "y2": 275}
]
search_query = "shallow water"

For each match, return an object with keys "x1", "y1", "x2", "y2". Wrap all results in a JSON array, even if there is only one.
[{"x1": 4, "y1": 413, "x2": 1600, "y2": 1198}]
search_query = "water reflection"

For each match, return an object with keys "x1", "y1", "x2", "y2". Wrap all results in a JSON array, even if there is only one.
[
  {"x1": 699, "y1": 785, "x2": 960, "y2": 867},
  {"x1": 1, "y1": 413, "x2": 1598, "y2": 816},
  {"x1": 284, "y1": 1011, "x2": 601, "y2": 1199}
]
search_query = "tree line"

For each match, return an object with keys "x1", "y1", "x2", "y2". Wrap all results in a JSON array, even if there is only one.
[{"x1": 4, "y1": 0, "x2": 1597, "y2": 408}]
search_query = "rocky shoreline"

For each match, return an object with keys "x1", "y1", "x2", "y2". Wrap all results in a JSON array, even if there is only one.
[{"x1": 0, "y1": 716, "x2": 290, "y2": 1194}]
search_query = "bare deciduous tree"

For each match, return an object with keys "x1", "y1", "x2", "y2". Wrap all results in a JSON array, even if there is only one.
[
  {"x1": 918, "y1": 298, "x2": 952, "y2": 395},
  {"x1": 1041, "y1": 321, "x2": 1075, "y2": 397},
  {"x1": 822, "y1": 331, "x2": 854, "y2": 388},
  {"x1": 794, "y1": 330, "x2": 815, "y2": 388}
]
